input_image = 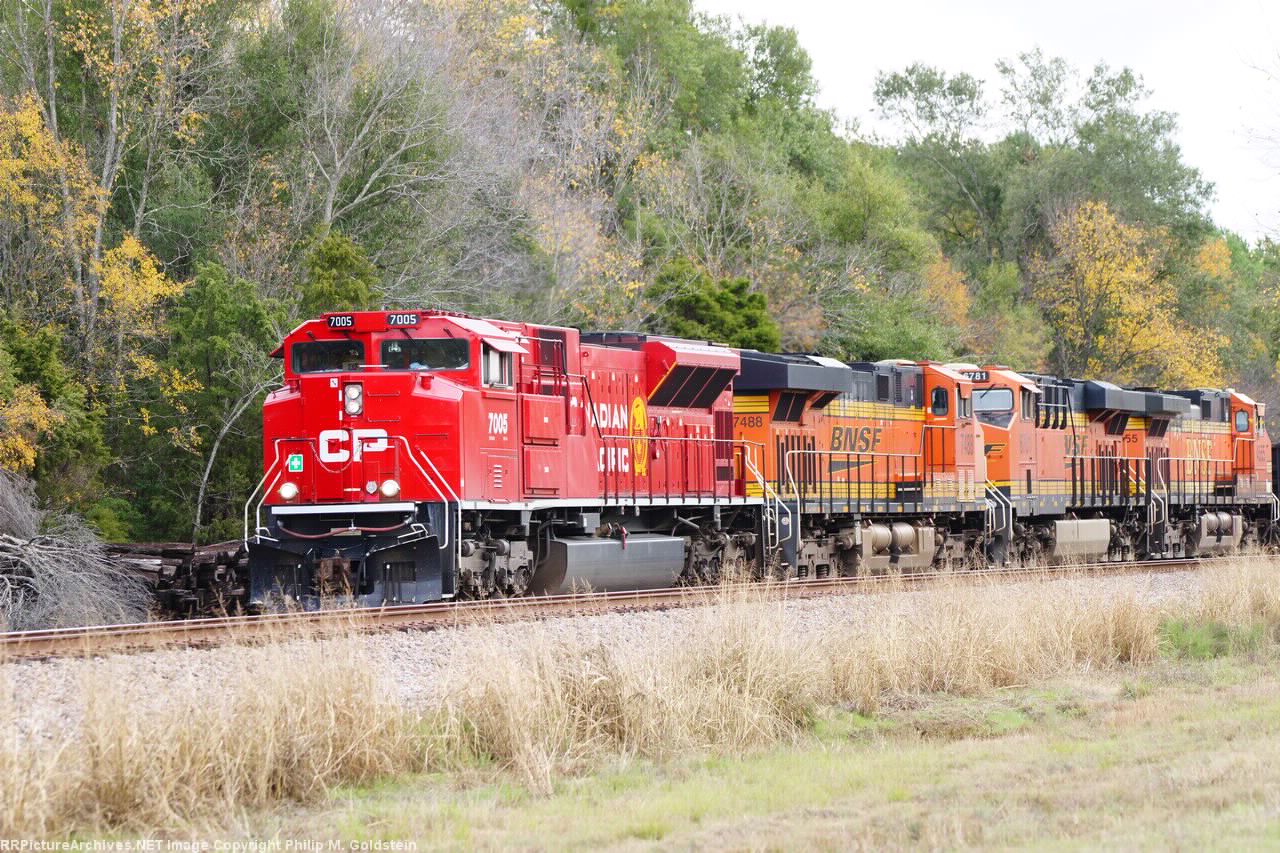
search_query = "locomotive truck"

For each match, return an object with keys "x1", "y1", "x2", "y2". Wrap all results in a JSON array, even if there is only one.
[{"x1": 243, "y1": 310, "x2": 1277, "y2": 607}]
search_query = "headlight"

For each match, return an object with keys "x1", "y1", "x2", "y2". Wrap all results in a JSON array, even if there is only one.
[
  {"x1": 380, "y1": 479, "x2": 400, "y2": 498},
  {"x1": 278, "y1": 482, "x2": 299, "y2": 500},
  {"x1": 344, "y1": 383, "x2": 363, "y2": 415}
]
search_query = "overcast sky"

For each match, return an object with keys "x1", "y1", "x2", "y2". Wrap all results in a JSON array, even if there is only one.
[{"x1": 695, "y1": 0, "x2": 1280, "y2": 242}]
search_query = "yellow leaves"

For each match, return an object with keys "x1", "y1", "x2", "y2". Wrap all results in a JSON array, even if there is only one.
[
  {"x1": 97, "y1": 234, "x2": 183, "y2": 334},
  {"x1": 99, "y1": 237, "x2": 200, "y2": 450},
  {"x1": 174, "y1": 110, "x2": 206, "y2": 146},
  {"x1": 921, "y1": 256, "x2": 970, "y2": 322},
  {"x1": 0, "y1": 93, "x2": 104, "y2": 257},
  {"x1": 1195, "y1": 237, "x2": 1232, "y2": 280},
  {"x1": 128, "y1": 357, "x2": 203, "y2": 450},
  {"x1": 0, "y1": 385, "x2": 63, "y2": 474},
  {"x1": 1032, "y1": 200, "x2": 1223, "y2": 387},
  {"x1": 61, "y1": 0, "x2": 212, "y2": 93}
]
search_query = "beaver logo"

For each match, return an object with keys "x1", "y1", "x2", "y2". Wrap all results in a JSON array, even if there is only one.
[{"x1": 631, "y1": 396, "x2": 648, "y2": 476}]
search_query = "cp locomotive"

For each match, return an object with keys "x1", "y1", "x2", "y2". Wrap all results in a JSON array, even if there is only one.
[{"x1": 243, "y1": 310, "x2": 1277, "y2": 607}]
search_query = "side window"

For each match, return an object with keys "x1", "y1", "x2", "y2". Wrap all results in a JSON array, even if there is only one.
[
  {"x1": 931, "y1": 387, "x2": 949, "y2": 416},
  {"x1": 958, "y1": 389, "x2": 972, "y2": 418},
  {"x1": 1021, "y1": 389, "x2": 1035, "y2": 420},
  {"x1": 1236, "y1": 409, "x2": 1249, "y2": 433},
  {"x1": 482, "y1": 344, "x2": 512, "y2": 388}
]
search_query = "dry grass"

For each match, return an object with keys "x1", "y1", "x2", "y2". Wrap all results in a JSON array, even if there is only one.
[
  {"x1": 442, "y1": 578, "x2": 1165, "y2": 791},
  {"x1": 2, "y1": 557, "x2": 1279, "y2": 835},
  {"x1": 441, "y1": 593, "x2": 818, "y2": 792},
  {"x1": 1197, "y1": 557, "x2": 1280, "y2": 632},
  {"x1": 0, "y1": 639, "x2": 427, "y2": 836}
]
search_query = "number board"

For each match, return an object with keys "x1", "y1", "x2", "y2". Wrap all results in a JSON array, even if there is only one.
[
  {"x1": 960, "y1": 370, "x2": 989, "y2": 382},
  {"x1": 386, "y1": 313, "x2": 419, "y2": 327},
  {"x1": 327, "y1": 315, "x2": 354, "y2": 328}
]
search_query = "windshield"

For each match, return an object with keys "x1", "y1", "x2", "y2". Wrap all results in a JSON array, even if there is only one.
[
  {"x1": 381, "y1": 338, "x2": 470, "y2": 371},
  {"x1": 292, "y1": 340, "x2": 365, "y2": 374},
  {"x1": 973, "y1": 388, "x2": 1013, "y2": 412}
]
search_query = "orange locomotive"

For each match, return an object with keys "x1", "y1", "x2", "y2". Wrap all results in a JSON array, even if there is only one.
[
  {"x1": 731, "y1": 353, "x2": 989, "y2": 576},
  {"x1": 960, "y1": 366, "x2": 1274, "y2": 563}
]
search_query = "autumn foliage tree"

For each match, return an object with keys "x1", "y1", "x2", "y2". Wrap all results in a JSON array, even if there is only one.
[
  {"x1": 0, "y1": 344, "x2": 61, "y2": 474},
  {"x1": 1, "y1": 0, "x2": 1276, "y2": 543},
  {"x1": 1031, "y1": 200, "x2": 1222, "y2": 387}
]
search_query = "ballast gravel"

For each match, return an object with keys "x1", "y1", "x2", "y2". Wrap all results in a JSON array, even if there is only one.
[{"x1": 0, "y1": 567, "x2": 1209, "y2": 738}]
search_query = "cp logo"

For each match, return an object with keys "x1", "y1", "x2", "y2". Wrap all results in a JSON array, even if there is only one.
[{"x1": 318, "y1": 428, "x2": 389, "y2": 463}]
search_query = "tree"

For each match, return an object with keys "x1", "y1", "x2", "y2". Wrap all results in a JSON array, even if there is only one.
[
  {"x1": 873, "y1": 64, "x2": 1000, "y2": 259},
  {"x1": 2, "y1": 0, "x2": 231, "y2": 360},
  {"x1": 1030, "y1": 200, "x2": 1221, "y2": 386},
  {"x1": 298, "y1": 231, "x2": 377, "y2": 316},
  {"x1": 561, "y1": 0, "x2": 746, "y2": 135},
  {"x1": 642, "y1": 257, "x2": 780, "y2": 350},
  {"x1": 0, "y1": 318, "x2": 107, "y2": 504},
  {"x1": 739, "y1": 24, "x2": 814, "y2": 114},
  {"x1": 167, "y1": 263, "x2": 279, "y2": 542},
  {"x1": 996, "y1": 48, "x2": 1077, "y2": 146},
  {"x1": 0, "y1": 343, "x2": 61, "y2": 474},
  {"x1": 0, "y1": 93, "x2": 103, "y2": 329}
]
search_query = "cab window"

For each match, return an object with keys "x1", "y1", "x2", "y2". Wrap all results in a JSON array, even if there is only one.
[
  {"x1": 292, "y1": 340, "x2": 364, "y2": 374},
  {"x1": 1236, "y1": 409, "x2": 1249, "y2": 433},
  {"x1": 482, "y1": 344, "x2": 512, "y2": 387},
  {"x1": 973, "y1": 387, "x2": 1014, "y2": 429},
  {"x1": 381, "y1": 338, "x2": 470, "y2": 371},
  {"x1": 973, "y1": 388, "x2": 1013, "y2": 412},
  {"x1": 930, "y1": 387, "x2": 949, "y2": 416}
]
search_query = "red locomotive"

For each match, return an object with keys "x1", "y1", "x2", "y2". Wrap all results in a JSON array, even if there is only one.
[
  {"x1": 244, "y1": 310, "x2": 1277, "y2": 607},
  {"x1": 248, "y1": 311, "x2": 761, "y2": 604}
]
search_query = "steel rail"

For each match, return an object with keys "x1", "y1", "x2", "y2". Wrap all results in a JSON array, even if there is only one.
[{"x1": 0, "y1": 556, "x2": 1257, "y2": 661}]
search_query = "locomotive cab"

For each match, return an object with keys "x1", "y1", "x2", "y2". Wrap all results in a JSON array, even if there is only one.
[{"x1": 248, "y1": 310, "x2": 533, "y2": 608}]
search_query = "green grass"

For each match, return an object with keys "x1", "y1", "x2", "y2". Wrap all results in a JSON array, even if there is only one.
[{"x1": 1159, "y1": 618, "x2": 1264, "y2": 659}]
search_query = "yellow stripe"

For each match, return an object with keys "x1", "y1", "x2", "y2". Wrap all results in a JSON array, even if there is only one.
[
  {"x1": 827, "y1": 401, "x2": 925, "y2": 420},
  {"x1": 733, "y1": 395, "x2": 769, "y2": 414}
]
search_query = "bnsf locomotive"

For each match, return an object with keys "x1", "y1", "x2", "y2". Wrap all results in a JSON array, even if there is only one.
[{"x1": 244, "y1": 310, "x2": 1278, "y2": 607}]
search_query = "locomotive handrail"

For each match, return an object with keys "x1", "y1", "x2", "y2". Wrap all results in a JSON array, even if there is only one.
[
  {"x1": 412, "y1": 446, "x2": 459, "y2": 558},
  {"x1": 985, "y1": 479, "x2": 1014, "y2": 538},
  {"x1": 1159, "y1": 453, "x2": 1235, "y2": 465},
  {"x1": 242, "y1": 434, "x2": 459, "y2": 553},
  {"x1": 594, "y1": 433, "x2": 766, "y2": 504},
  {"x1": 779, "y1": 446, "x2": 928, "y2": 530},
  {"x1": 779, "y1": 420, "x2": 963, "y2": 485},
  {"x1": 244, "y1": 440, "x2": 287, "y2": 547},
  {"x1": 1065, "y1": 452, "x2": 1148, "y2": 462},
  {"x1": 739, "y1": 442, "x2": 788, "y2": 554}
]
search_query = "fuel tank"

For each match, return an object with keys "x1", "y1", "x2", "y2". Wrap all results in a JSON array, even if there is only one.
[{"x1": 528, "y1": 534, "x2": 686, "y2": 595}]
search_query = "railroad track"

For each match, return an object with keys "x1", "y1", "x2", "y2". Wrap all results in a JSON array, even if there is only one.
[{"x1": 0, "y1": 556, "x2": 1230, "y2": 661}]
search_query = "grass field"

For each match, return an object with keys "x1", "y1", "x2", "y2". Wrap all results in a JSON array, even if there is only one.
[
  {"x1": 4, "y1": 559, "x2": 1279, "y2": 844},
  {"x1": 263, "y1": 649, "x2": 1280, "y2": 849}
]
